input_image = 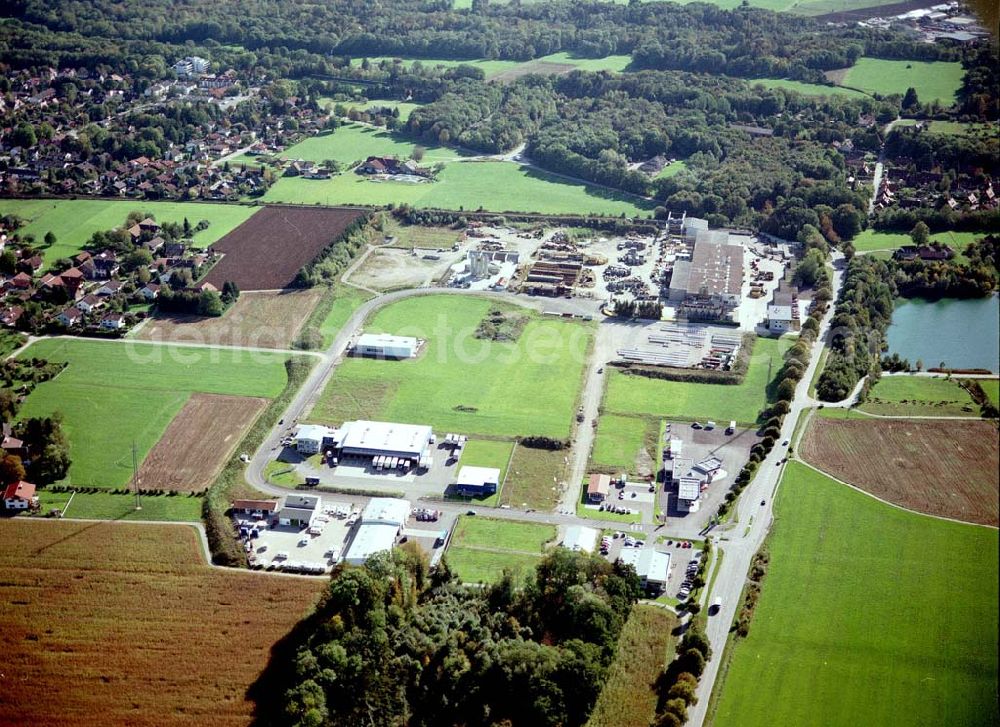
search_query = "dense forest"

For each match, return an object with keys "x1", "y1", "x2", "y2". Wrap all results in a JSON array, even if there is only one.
[{"x1": 265, "y1": 546, "x2": 643, "y2": 727}]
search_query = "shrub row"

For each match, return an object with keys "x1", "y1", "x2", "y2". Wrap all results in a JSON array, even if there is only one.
[
  {"x1": 518, "y1": 435, "x2": 569, "y2": 450},
  {"x1": 734, "y1": 549, "x2": 770, "y2": 638},
  {"x1": 651, "y1": 623, "x2": 713, "y2": 727},
  {"x1": 961, "y1": 380, "x2": 1000, "y2": 419}
]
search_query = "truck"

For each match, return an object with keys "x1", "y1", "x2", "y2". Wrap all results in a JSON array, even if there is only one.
[{"x1": 726, "y1": 420, "x2": 736, "y2": 435}]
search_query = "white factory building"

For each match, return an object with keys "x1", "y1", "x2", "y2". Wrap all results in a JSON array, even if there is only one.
[
  {"x1": 618, "y1": 547, "x2": 671, "y2": 592},
  {"x1": 294, "y1": 424, "x2": 337, "y2": 454},
  {"x1": 344, "y1": 497, "x2": 411, "y2": 566},
  {"x1": 331, "y1": 420, "x2": 434, "y2": 467},
  {"x1": 353, "y1": 333, "x2": 418, "y2": 359},
  {"x1": 562, "y1": 525, "x2": 601, "y2": 553}
]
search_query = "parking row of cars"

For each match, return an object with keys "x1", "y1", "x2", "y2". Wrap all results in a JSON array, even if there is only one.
[{"x1": 678, "y1": 553, "x2": 702, "y2": 600}]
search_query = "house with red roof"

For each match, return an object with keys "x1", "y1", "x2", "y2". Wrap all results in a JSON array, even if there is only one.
[{"x1": 3, "y1": 480, "x2": 37, "y2": 510}]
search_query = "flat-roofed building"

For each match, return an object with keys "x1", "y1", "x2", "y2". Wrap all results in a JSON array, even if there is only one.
[
  {"x1": 354, "y1": 333, "x2": 418, "y2": 359},
  {"x1": 619, "y1": 547, "x2": 671, "y2": 592},
  {"x1": 345, "y1": 497, "x2": 411, "y2": 566},
  {"x1": 562, "y1": 525, "x2": 600, "y2": 553},
  {"x1": 677, "y1": 478, "x2": 702, "y2": 513},
  {"x1": 294, "y1": 424, "x2": 336, "y2": 454},
  {"x1": 278, "y1": 494, "x2": 321, "y2": 527},
  {"x1": 453, "y1": 466, "x2": 501, "y2": 496},
  {"x1": 336, "y1": 420, "x2": 433, "y2": 466},
  {"x1": 687, "y1": 229, "x2": 743, "y2": 306}
]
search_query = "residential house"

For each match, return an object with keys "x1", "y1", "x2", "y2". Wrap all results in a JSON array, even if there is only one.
[
  {"x1": 56, "y1": 307, "x2": 82, "y2": 327},
  {"x1": 0, "y1": 306, "x2": 23, "y2": 327},
  {"x1": 3, "y1": 480, "x2": 37, "y2": 511},
  {"x1": 587, "y1": 473, "x2": 611, "y2": 503},
  {"x1": 10, "y1": 272, "x2": 33, "y2": 289},
  {"x1": 231, "y1": 499, "x2": 278, "y2": 517},
  {"x1": 100, "y1": 313, "x2": 126, "y2": 330},
  {"x1": 96, "y1": 280, "x2": 124, "y2": 297},
  {"x1": 140, "y1": 283, "x2": 160, "y2": 300},
  {"x1": 75, "y1": 294, "x2": 104, "y2": 314}
]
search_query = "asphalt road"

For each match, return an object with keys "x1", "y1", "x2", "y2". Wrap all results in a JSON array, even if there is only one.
[{"x1": 686, "y1": 253, "x2": 846, "y2": 727}]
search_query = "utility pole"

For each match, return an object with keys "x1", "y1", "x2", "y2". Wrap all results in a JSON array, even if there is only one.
[{"x1": 132, "y1": 440, "x2": 142, "y2": 510}]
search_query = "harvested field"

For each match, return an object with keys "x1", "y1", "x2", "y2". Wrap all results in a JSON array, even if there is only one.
[
  {"x1": 137, "y1": 393, "x2": 268, "y2": 492},
  {"x1": 203, "y1": 205, "x2": 363, "y2": 290},
  {"x1": 137, "y1": 289, "x2": 322, "y2": 349},
  {"x1": 801, "y1": 418, "x2": 999, "y2": 526},
  {"x1": 0, "y1": 520, "x2": 324, "y2": 727}
]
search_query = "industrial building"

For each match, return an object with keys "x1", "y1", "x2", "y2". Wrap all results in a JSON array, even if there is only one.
[
  {"x1": 294, "y1": 424, "x2": 337, "y2": 454},
  {"x1": 330, "y1": 420, "x2": 434, "y2": 469},
  {"x1": 668, "y1": 229, "x2": 744, "y2": 319},
  {"x1": 767, "y1": 282, "x2": 801, "y2": 333},
  {"x1": 344, "y1": 497, "x2": 411, "y2": 566},
  {"x1": 278, "y1": 494, "x2": 321, "y2": 528},
  {"x1": 353, "y1": 333, "x2": 419, "y2": 359},
  {"x1": 562, "y1": 525, "x2": 600, "y2": 553},
  {"x1": 452, "y1": 466, "x2": 501, "y2": 496},
  {"x1": 618, "y1": 547, "x2": 671, "y2": 592}
]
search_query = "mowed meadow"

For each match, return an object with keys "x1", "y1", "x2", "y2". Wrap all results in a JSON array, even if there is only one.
[
  {"x1": 16, "y1": 338, "x2": 297, "y2": 487},
  {"x1": 0, "y1": 198, "x2": 260, "y2": 270},
  {"x1": 0, "y1": 520, "x2": 324, "y2": 726},
  {"x1": 712, "y1": 462, "x2": 999, "y2": 727},
  {"x1": 309, "y1": 295, "x2": 592, "y2": 439}
]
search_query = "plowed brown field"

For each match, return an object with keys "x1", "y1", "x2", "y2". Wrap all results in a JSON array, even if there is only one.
[
  {"x1": 0, "y1": 520, "x2": 324, "y2": 726},
  {"x1": 801, "y1": 417, "x2": 999, "y2": 526},
  {"x1": 137, "y1": 393, "x2": 267, "y2": 492},
  {"x1": 203, "y1": 205, "x2": 363, "y2": 290}
]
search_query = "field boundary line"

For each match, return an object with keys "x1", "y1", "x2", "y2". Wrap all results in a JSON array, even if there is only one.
[
  {"x1": 448, "y1": 543, "x2": 545, "y2": 557},
  {"x1": 794, "y1": 457, "x2": 999, "y2": 530}
]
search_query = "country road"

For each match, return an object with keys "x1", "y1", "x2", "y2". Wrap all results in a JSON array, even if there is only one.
[{"x1": 687, "y1": 252, "x2": 846, "y2": 727}]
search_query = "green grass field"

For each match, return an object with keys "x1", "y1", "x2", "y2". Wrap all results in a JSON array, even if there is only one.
[
  {"x1": 591, "y1": 414, "x2": 652, "y2": 472},
  {"x1": 323, "y1": 98, "x2": 423, "y2": 122},
  {"x1": 309, "y1": 296, "x2": 591, "y2": 439},
  {"x1": 16, "y1": 339, "x2": 292, "y2": 488},
  {"x1": 349, "y1": 56, "x2": 522, "y2": 79},
  {"x1": 839, "y1": 58, "x2": 965, "y2": 106},
  {"x1": 894, "y1": 119, "x2": 998, "y2": 137},
  {"x1": 858, "y1": 375, "x2": 980, "y2": 417},
  {"x1": 35, "y1": 490, "x2": 202, "y2": 521},
  {"x1": 713, "y1": 461, "x2": 998, "y2": 727},
  {"x1": 349, "y1": 53, "x2": 632, "y2": 77},
  {"x1": 279, "y1": 123, "x2": 461, "y2": 165},
  {"x1": 447, "y1": 515, "x2": 555, "y2": 583},
  {"x1": 604, "y1": 336, "x2": 793, "y2": 426},
  {"x1": 263, "y1": 159, "x2": 653, "y2": 216},
  {"x1": 750, "y1": 78, "x2": 869, "y2": 98},
  {"x1": 532, "y1": 52, "x2": 633, "y2": 73},
  {"x1": 654, "y1": 160, "x2": 689, "y2": 180},
  {"x1": 976, "y1": 379, "x2": 1000, "y2": 407},
  {"x1": 459, "y1": 440, "x2": 515, "y2": 484},
  {"x1": 852, "y1": 229, "x2": 982, "y2": 253},
  {"x1": 0, "y1": 199, "x2": 260, "y2": 270},
  {"x1": 317, "y1": 286, "x2": 372, "y2": 348},
  {"x1": 501, "y1": 445, "x2": 567, "y2": 511}
]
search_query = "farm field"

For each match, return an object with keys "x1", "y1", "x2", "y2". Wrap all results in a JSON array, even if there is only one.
[
  {"x1": 591, "y1": 414, "x2": 654, "y2": 473},
  {"x1": 309, "y1": 296, "x2": 592, "y2": 439},
  {"x1": 837, "y1": 58, "x2": 965, "y2": 105},
  {"x1": 977, "y1": 379, "x2": 1000, "y2": 407},
  {"x1": 857, "y1": 375, "x2": 980, "y2": 417},
  {"x1": 383, "y1": 220, "x2": 463, "y2": 249},
  {"x1": 712, "y1": 462, "x2": 998, "y2": 727},
  {"x1": 800, "y1": 417, "x2": 999, "y2": 526},
  {"x1": 446, "y1": 515, "x2": 555, "y2": 583},
  {"x1": 324, "y1": 98, "x2": 423, "y2": 122},
  {"x1": 0, "y1": 199, "x2": 260, "y2": 270},
  {"x1": 16, "y1": 338, "x2": 293, "y2": 488},
  {"x1": 136, "y1": 289, "x2": 322, "y2": 349},
  {"x1": 136, "y1": 394, "x2": 268, "y2": 492},
  {"x1": 349, "y1": 53, "x2": 632, "y2": 79},
  {"x1": 202, "y1": 205, "x2": 364, "y2": 290},
  {"x1": 790, "y1": 0, "x2": 917, "y2": 15},
  {"x1": 0, "y1": 520, "x2": 323, "y2": 726},
  {"x1": 894, "y1": 119, "x2": 998, "y2": 137},
  {"x1": 587, "y1": 606, "x2": 679, "y2": 727},
  {"x1": 263, "y1": 160, "x2": 653, "y2": 216},
  {"x1": 851, "y1": 229, "x2": 982, "y2": 253},
  {"x1": 35, "y1": 490, "x2": 203, "y2": 520},
  {"x1": 278, "y1": 123, "x2": 461, "y2": 165},
  {"x1": 500, "y1": 445, "x2": 568, "y2": 511},
  {"x1": 604, "y1": 336, "x2": 793, "y2": 426},
  {"x1": 749, "y1": 77, "x2": 869, "y2": 98}
]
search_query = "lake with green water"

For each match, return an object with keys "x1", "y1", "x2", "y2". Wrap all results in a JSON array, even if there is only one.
[{"x1": 887, "y1": 295, "x2": 999, "y2": 372}]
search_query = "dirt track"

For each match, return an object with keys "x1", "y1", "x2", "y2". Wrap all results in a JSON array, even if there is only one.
[
  {"x1": 138, "y1": 393, "x2": 268, "y2": 491},
  {"x1": 802, "y1": 417, "x2": 999, "y2": 526}
]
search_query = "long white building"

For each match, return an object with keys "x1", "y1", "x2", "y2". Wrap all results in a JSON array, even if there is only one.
[
  {"x1": 354, "y1": 333, "x2": 418, "y2": 359},
  {"x1": 331, "y1": 420, "x2": 434, "y2": 467},
  {"x1": 344, "y1": 497, "x2": 411, "y2": 566}
]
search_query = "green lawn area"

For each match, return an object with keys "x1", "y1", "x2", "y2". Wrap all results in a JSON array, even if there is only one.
[
  {"x1": 309, "y1": 296, "x2": 591, "y2": 439},
  {"x1": 604, "y1": 336, "x2": 794, "y2": 426},
  {"x1": 858, "y1": 375, "x2": 980, "y2": 417},
  {"x1": 839, "y1": 58, "x2": 965, "y2": 106},
  {"x1": 383, "y1": 220, "x2": 463, "y2": 249},
  {"x1": 34, "y1": 490, "x2": 203, "y2": 521},
  {"x1": 447, "y1": 515, "x2": 555, "y2": 584},
  {"x1": 0, "y1": 199, "x2": 260, "y2": 270},
  {"x1": 459, "y1": 439, "x2": 515, "y2": 484},
  {"x1": 533, "y1": 52, "x2": 633, "y2": 72},
  {"x1": 317, "y1": 286, "x2": 372, "y2": 348},
  {"x1": 323, "y1": 98, "x2": 423, "y2": 123},
  {"x1": 654, "y1": 160, "x2": 688, "y2": 180},
  {"x1": 750, "y1": 78, "x2": 869, "y2": 99},
  {"x1": 16, "y1": 338, "x2": 293, "y2": 488},
  {"x1": 713, "y1": 461, "x2": 998, "y2": 727},
  {"x1": 349, "y1": 56, "x2": 522, "y2": 79},
  {"x1": 500, "y1": 445, "x2": 567, "y2": 511},
  {"x1": 852, "y1": 229, "x2": 982, "y2": 253},
  {"x1": 591, "y1": 414, "x2": 652, "y2": 472},
  {"x1": 894, "y1": 119, "x2": 998, "y2": 137},
  {"x1": 975, "y1": 379, "x2": 1000, "y2": 407},
  {"x1": 263, "y1": 159, "x2": 653, "y2": 216},
  {"x1": 279, "y1": 123, "x2": 461, "y2": 166}
]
